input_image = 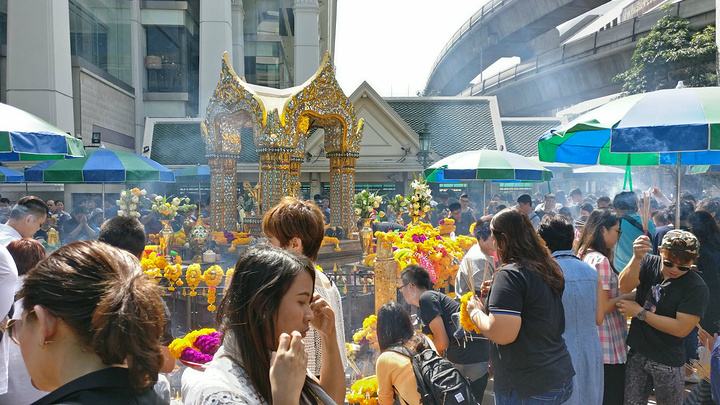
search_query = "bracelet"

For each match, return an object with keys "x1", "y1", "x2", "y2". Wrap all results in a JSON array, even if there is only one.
[{"x1": 470, "y1": 308, "x2": 482, "y2": 322}]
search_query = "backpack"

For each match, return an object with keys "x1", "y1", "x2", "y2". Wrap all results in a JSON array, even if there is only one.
[{"x1": 388, "y1": 345, "x2": 477, "y2": 405}]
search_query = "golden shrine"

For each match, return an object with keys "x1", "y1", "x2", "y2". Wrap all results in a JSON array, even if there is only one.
[{"x1": 201, "y1": 52, "x2": 364, "y2": 233}]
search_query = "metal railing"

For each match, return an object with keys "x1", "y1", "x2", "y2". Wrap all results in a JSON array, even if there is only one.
[
  {"x1": 462, "y1": 0, "x2": 712, "y2": 96},
  {"x1": 428, "y1": 0, "x2": 511, "y2": 78}
]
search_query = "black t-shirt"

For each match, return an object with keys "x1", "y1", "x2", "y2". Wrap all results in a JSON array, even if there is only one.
[
  {"x1": 697, "y1": 240, "x2": 720, "y2": 334},
  {"x1": 628, "y1": 254, "x2": 709, "y2": 367},
  {"x1": 486, "y1": 263, "x2": 575, "y2": 398},
  {"x1": 418, "y1": 290, "x2": 487, "y2": 365}
]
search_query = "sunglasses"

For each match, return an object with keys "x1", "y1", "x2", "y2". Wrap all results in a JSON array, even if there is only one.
[
  {"x1": 397, "y1": 282, "x2": 411, "y2": 292},
  {"x1": 662, "y1": 260, "x2": 693, "y2": 272}
]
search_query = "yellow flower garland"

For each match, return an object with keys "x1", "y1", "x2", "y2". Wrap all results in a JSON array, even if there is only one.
[
  {"x1": 163, "y1": 263, "x2": 184, "y2": 291},
  {"x1": 185, "y1": 264, "x2": 202, "y2": 296},
  {"x1": 352, "y1": 314, "x2": 377, "y2": 345},
  {"x1": 203, "y1": 265, "x2": 224, "y2": 311},
  {"x1": 346, "y1": 375, "x2": 378, "y2": 405},
  {"x1": 459, "y1": 292, "x2": 482, "y2": 334}
]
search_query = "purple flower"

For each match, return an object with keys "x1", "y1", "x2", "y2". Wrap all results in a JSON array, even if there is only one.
[
  {"x1": 181, "y1": 347, "x2": 213, "y2": 364},
  {"x1": 411, "y1": 234, "x2": 427, "y2": 243},
  {"x1": 195, "y1": 332, "x2": 223, "y2": 355}
]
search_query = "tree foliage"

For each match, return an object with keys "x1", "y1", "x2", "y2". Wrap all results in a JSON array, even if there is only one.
[{"x1": 614, "y1": 16, "x2": 717, "y2": 94}]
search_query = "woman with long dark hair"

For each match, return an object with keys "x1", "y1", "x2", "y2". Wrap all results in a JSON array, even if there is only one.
[
  {"x1": 10, "y1": 241, "x2": 167, "y2": 404},
  {"x1": 182, "y1": 246, "x2": 340, "y2": 404},
  {"x1": 577, "y1": 209, "x2": 628, "y2": 405},
  {"x1": 375, "y1": 302, "x2": 428, "y2": 405},
  {"x1": 466, "y1": 208, "x2": 574, "y2": 403}
]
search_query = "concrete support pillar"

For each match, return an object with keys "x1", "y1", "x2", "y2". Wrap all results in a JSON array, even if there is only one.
[
  {"x1": 6, "y1": 0, "x2": 75, "y2": 134},
  {"x1": 199, "y1": 0, "x2": 232, "y2": 116},
  {"x1": 293, "y1": 0, "x2": 320, "y2": 85},
  {"x1": 130, "y1": 0, "x2": 145, "y2": 152},
  {"x1": 231, "y1": 0, "x2": 245, "y2": 77}
]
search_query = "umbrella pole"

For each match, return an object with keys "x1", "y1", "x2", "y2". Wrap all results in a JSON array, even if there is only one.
[
  {"x1": 102, "y1": 183, "x2": 106, "y2": 222},
  {"x1": 24, "y1": 182, "x2": 28, "y2": 194},
  {"x1": 483, "y1": 181, "x2": 486, "y2": 216},
  {"x1": 676, "y1": 154, "x2": 681, "y2": 228}
]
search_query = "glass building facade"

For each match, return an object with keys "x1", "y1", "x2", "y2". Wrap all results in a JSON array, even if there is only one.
[
  {"x1": 69, "y1": 0, "x2": 132, "y2": 86},
  {"x1": 243, "y1": 0, "x2": 293, "y2": 89}
]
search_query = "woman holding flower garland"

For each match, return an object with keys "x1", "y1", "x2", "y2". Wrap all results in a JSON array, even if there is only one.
[
  {"x1": 261, "y1": 198, "x2": 347, "y2": 385},
  {"x1": 9, "y1": 241, "x2": 167, "y2": 404},
  {"x1": 182, "y1": 246, "x2": 340, "y2": 404},
  {"x1": 398, "y1": 265, "x2": 489, "y2": 402},
  {"x1": 466, "y1": 208, "x2": 575, "y2": 404}
]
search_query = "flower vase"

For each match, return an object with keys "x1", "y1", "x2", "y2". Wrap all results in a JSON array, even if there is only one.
[
  {"x1": 359, "y1": 219, "x2": 374, "y2": 260},
  {"x1": 159, "y1": 220, "x2": 174, "y2": 259}
]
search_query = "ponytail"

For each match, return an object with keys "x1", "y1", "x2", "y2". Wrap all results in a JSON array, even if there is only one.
[
  {"x1": 92, "y1": 273, "x2": 165, "y2": 391},
  {"x1": 19, "y1": 241, "x2": 165, "y2": 392}
]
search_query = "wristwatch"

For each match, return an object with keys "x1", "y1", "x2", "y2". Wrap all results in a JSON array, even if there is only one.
[{"x1": 636, "y1": 309, "x2": 648, "y2": 321}]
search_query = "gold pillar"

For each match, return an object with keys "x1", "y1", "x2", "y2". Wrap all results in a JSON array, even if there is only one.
[
  {"x1": 208, "y1": 156, "x2": 239, "y2": 231},
  {"x1": 258, "y1": 148, "x2": 294, "y2": 213},
  {"x1": 289, "y1": 155, "x2": 303, "y2": 198},
  {"x1": 374, "y1": 237, "x2": 398, "y2": 312},
  {"x1": 328, "y1": 152, "x2": 358, "y2": 233}
]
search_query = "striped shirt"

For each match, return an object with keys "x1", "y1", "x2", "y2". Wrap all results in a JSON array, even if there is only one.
[{"x1": 583, "y1": 250, "x2": 628, "y2": 364}]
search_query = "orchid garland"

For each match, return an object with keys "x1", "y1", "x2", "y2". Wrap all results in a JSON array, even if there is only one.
[{"x1": 169, "y1": 328, "x2": 223, "y2": 365}]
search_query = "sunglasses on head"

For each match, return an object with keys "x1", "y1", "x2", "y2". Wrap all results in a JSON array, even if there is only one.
[{"x1": 662, "y1": 259, "x2": 693, "y2": 272}]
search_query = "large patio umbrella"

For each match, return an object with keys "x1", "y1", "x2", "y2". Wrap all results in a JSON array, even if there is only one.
[
  {"x1": 607, "y1": 87, "x2": 720, "y2": 225},
  {"x1": 0, "y1": 103, "x2": 85, "y2": 161},
  {"x1": 26, "y1": 148, "x2": 175, "y2": 219},
  {"x1": 424, "y1": 149, "x2": 553, "y2": 213},
  {"x1": 0, "y1": 166, "x2": 24, "y2": 183}
]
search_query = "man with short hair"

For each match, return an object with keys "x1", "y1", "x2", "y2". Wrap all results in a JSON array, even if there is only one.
[
  {"x1": 516, "y1": 194, "x2": 541, "y2": 229},
  {"x1": 568, "y1": 188, "x2": 583, "y2": 218},
  {"x1": 613, "y1": 191, "x2": 656, "y2": 271},
  {"x1": 618, "y1": 231, "x2": 709, "y2": 405},
  {"x1": 597, "y1": 196, "x2": 611, "y2": 209},
  {"x1": 456, "y1": 219, "x2": 495, "y2": 296},
  {"x1": 0, "y1": 196, "x2": 48, "y2": 246},
  {"x1": 460, "y1": 193, "x2": 476, "y2": 219},
  {"x1": 535, "y1": 193, "x2": 559, "y2": 221},
  {"x1": 61, "y1": 206, "x2": 98, "y2": 244},
  {"x1": 449, "y1": 202, "x2": 473, "y2": 235}
]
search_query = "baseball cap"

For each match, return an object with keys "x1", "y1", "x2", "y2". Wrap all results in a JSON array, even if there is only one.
[{"x1": 660, "y1": 230, "x2": 698, "y2": 255}]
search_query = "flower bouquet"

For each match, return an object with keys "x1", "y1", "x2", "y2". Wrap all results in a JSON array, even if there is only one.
[
  {"x1": 346, "y1": 375, "x2": 379, "y2": 405},
  {"x1": 169, "y1": 328, "x2": 223, "y2": 371},
  {"x1": 151, "y1": 195, "x2": 196, "y2": 221},
  {"x1": 407, "y1": 177, "x2": 432, "y2": 222},
  {"x1": 117, "y1": 188, "x2": 147, "y2": 218},
  {"x1": 352, "y1": 314, "x2": 377, "y2": 348},
  {"x1": 353, "y1": 190, "x2": 384, "y2": 221},
  {"x1": 386, "y1": 194, "x2": 408, "y2": 223}
]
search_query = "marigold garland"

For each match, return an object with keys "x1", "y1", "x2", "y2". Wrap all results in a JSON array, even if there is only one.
[
  {"x1": 459, "y1": 292, "x2": 482, "y2": 334},
  {"x1": 185, "y1": 264, "x2": 202, "y2": 296},
  {"x1": 376, "y1": 221, "x2": 473, "y2": 289},
  {"x1": 163, "y1": 263, "x2": 183, "y2": 291},
  {"x1": 346, "y1": 375, "x2": 378, "y2": 405},
  {"x1": 203, "y1": 265, "x2": 224, "y2": 311},
  {"x1": 352, "y1": 314, "x2": 377, "y2": 345},
  {"x1": 169, "y1": 328, "x2": 222, "y2": 365}
]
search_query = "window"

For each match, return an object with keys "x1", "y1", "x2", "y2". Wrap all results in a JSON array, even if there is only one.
[{"x1": 69, "y1": 0, "x2": 132, "y2": 85}]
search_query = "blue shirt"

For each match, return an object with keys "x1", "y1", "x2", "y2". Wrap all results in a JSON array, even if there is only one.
[
  {"x1": 553, "y1": 250, "x2": 603, "y2": 405},
  {"x1": 614, "y1": 213, "x2": 656, "y2": 271}
]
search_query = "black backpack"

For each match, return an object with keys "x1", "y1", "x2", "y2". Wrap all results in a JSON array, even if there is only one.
[{"x1": 388, "y1": 345, "x2": 477, "y2": 405}]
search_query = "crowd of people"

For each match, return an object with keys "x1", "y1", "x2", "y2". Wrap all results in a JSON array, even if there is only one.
[{"x1": 0, "y1": 185, "x2": 717, "y2": 404}]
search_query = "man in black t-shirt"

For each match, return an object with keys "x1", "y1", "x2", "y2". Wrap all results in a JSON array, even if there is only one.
[{"x1": 617, "y1": 230, "x2": 709, "y2": 405}]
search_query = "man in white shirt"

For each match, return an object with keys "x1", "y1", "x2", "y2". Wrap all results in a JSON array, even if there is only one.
[
  {"x1": 455, "y1": 218, "x2": 496, "y2": 296},
  {"x1": 0, "y1": 196, "x2": 48, "y2": 246},
  {"x1": 0, "y1": 196, "x2": 45, "y2": 395}
]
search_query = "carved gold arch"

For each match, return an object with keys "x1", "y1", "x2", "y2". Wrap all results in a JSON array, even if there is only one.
[{"x1": 201, "y1": 52, "x2": 364, "y2": 233}]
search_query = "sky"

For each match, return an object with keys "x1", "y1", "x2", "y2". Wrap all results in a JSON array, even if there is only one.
[{"x1": 334, "y1": 0, "x2": 491, "y2": 97}]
